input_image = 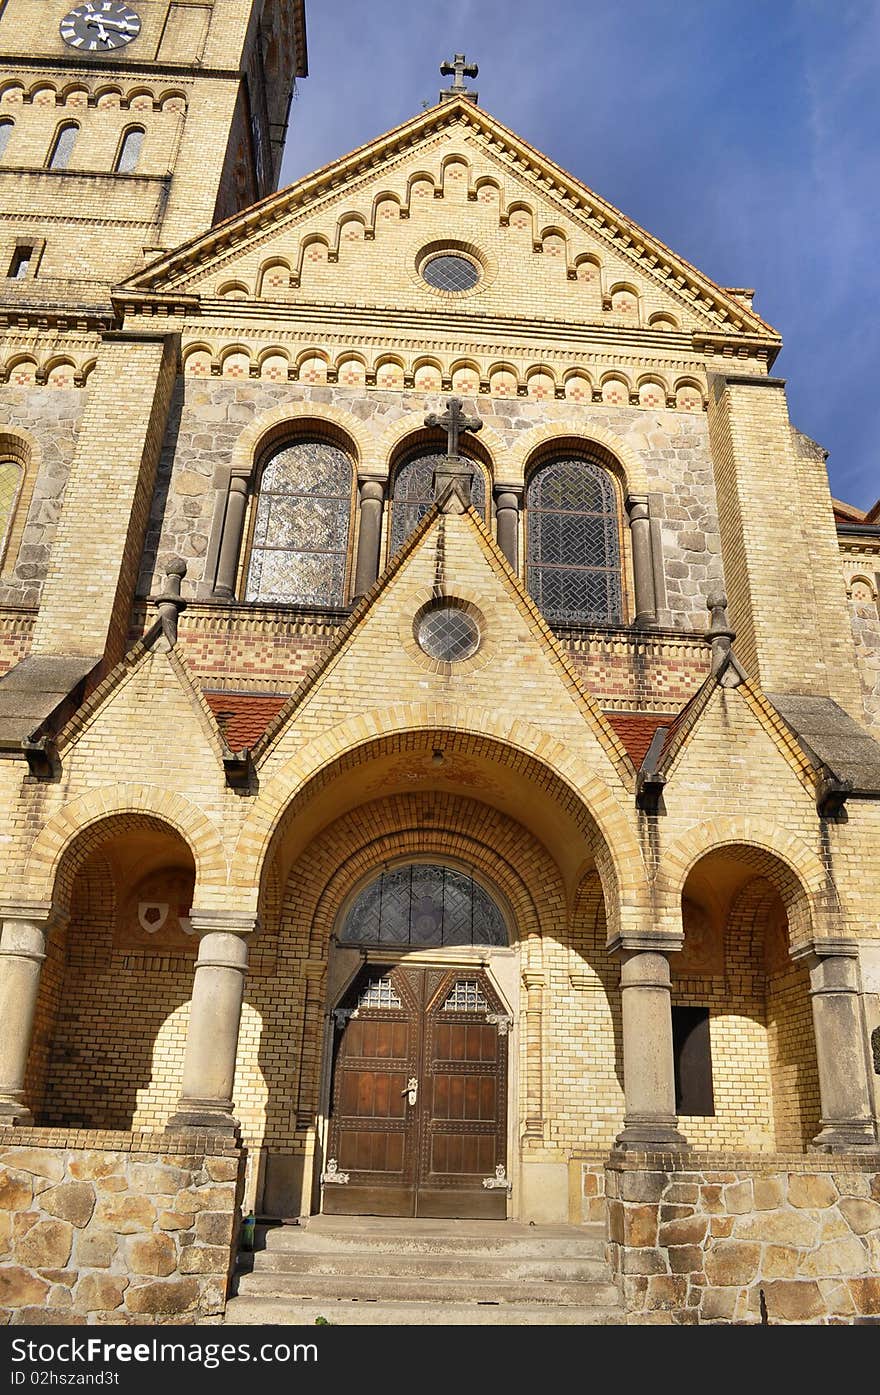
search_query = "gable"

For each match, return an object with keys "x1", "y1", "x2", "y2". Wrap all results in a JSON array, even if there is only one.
[
  {"x1": 120, "y1": 100, "x2": 779, "y2": 353},
  {"x1": 252, "y1": 501, "x2": 634, "y2": 794}
]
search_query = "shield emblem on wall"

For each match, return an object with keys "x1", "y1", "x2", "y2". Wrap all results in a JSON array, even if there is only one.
[{"x1": 139, "y1": 903, "x2": 169, "y2": 934}]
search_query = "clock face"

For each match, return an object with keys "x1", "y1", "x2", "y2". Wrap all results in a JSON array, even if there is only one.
[{"x1": 60, "y1": 3, "x2": 141, "y2": 52}]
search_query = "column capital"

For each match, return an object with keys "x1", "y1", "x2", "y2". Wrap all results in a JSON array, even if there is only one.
[
  {"x1": 357, "y1": 477, "x2": 386, "y2": 503},
  {"x1": 0, "y1": 900, "x2": 69, "y2": 932},
  {"x1": 791, "y1": 936, "x2": 861, "y2": 962},
  {"x1": 625, "y1": 493, "x2": 650, "y2": 518},
  {"x1": 187, "y1": 910, "x2": 260, "y2": 939},
  {"x1": 494, "y1": 481, "x2": 523, "y2": 500},
  {"x1": 608, "y1": 931, "x2": 684, "y2": 956}
]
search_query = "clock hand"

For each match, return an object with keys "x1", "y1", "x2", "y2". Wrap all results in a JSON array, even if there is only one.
[{"x1": 86, "y1": 16, "x2": 136, "y2": 31}]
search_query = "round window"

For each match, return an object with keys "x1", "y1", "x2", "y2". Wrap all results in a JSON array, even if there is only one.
[
  {"x1": 421, "y1": 253, "x2": 480, "y2": 293},
  {"x1": 417, "y1": 605, "x2": 481, "y2": 662}
]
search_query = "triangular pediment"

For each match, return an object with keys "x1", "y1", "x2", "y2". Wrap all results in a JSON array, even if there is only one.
[
  {"x1": 118, "y1": 98, "x2": 779, "y2": 348},
  {"x1": 250, "y1": 499, "x2": 635, "y2": 794}
]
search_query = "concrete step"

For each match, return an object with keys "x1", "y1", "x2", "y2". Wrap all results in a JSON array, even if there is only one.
[
  {"x1": 242, "y1": 1250, "x2": 610, "y2": 1281},
  {"x1": 224, "y1": 1296, "x2": 626, "y2": 1326},
  {"x1": 234, "y1": 1271, "x2": 621, "y2": 1307},
  {"x1": 257, "y1": 1220, "x2": 605, "y2": 1259}
]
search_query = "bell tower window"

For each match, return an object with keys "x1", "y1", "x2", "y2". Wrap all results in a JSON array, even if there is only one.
[
  {"x1": 115, "y1": 126, "x2": 145, "y2": 173},
  {"x1": 47, "y1": 122, "x2": 79, "y2": 171}
]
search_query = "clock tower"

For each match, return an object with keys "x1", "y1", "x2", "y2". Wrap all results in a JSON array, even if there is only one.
[{"x1": 0, "y1": 0, "x2": 308, "y2": 310}]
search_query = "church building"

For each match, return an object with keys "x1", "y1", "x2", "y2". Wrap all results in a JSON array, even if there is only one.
[{"x1": 0, "y1": 1, "x2": 879, "y2": 1327}]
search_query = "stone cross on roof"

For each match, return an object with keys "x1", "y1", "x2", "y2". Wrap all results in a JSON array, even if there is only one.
[
  {"x1": 425, "y1": 396, "x2": 483, "y2": 459},
  {"x1": 439, "y1": 53, "x2": 479, "y2": 104}
]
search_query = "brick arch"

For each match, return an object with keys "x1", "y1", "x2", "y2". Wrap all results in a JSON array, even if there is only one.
[
  {"x1": 23, "y1": 786, "x2": 228, "y2": 913},
  {"x1": 655, "y1": 817, "x2": 838, "y2": 947},
  {"x1": 376, "y1": 410, "x2": 512, "y2": 482},
  {"x1": 282, "y1": 794, "x2": 560, "y2": 957},
  {"x1": 229, "y1": 401, "x2": 369, "y2": 478},
  {"x1": 512, "y1": 421, "x2": 649, "y2": 495},
  {"x1": 231, "y1": 708, "x2": 647, "y2": 940}
]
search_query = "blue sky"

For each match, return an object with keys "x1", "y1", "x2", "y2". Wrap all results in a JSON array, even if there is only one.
[{"x1": 280, "y1": 0, "x2": 880, "y2": 509}]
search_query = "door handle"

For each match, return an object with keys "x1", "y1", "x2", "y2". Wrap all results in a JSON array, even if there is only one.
[{"x1": 402, "y1": 1076, "x2": 418, "y2": 1106}]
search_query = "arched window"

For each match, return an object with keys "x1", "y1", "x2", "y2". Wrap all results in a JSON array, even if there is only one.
[
  {"x1": 339, "y1": 863, "x2": 508, "y2": 949},
  {"x1": 0, "y1": 458, "x2": 23, "y2": 567},
  {"x1": 526, "y1": 455, "x2": 622, "y2": 624},
  {"x1": 244, "y1": 439, "x2": 353, "y2": 606},
  {"x1": 115, "y1": 125, "x2": 144, "y2": 173},
  {"x1": 389, "y1": 451, "x2": 487, "y2": 556},
  {"x1": 0, "y1": 118, "x2": 13, "y2": 161},
  {"x1": 47, "y1": 122, "x2": 78, "y2": 171}
]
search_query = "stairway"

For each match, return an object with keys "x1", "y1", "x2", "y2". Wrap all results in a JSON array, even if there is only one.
[{"x1": 224, "y1": 1215, "x2": 625, "y2": 1325}]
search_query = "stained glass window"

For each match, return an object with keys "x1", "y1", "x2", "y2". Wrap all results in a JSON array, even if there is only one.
[
  {"x1": 390, "y1": 453, "x2": 486, "y2": 555},
  {"x1": 526, "y1": 457, "x2": 622, "y2": 624},
  {"x1": 0, "y1": 119, "x2": 13, "y2": 162},
  {"x1": 357, "y1": 976, "x2": 403, "y2": 1010},
  {"x1": 442, "y1": 980, "x2": 489, "y2": 1012},
  {"x1": 245, "y1": 440, "x2": 353, "y2": 606},
  {"x1": 340, "y1": 863, "x2": 508, "y2": 949},
  {"x1": 417, "y1": 606, "x2": 480, "y2": 662},
  {"x1": 422, "y1": 255, "x2": 479, "y2": 292},
  {"x1": 48, "y1": 123, "x2": 78, "y2": 171},
  {"x1": 116, "y1": 126, "x2": 144, "y2": 173},
  {"x1": 0, "y1": 460, "x2": 22, "y2": 562}
]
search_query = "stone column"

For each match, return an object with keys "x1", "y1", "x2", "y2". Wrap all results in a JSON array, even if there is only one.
[
  {"x1": 0, "y1": 905, "x2": 66, "y2": 1124},
  {"x1": 494, "y1": 484, "x2": 521, "y2": 572},
  {"x1": 352, "y1": 477, "x2": 386, "y2": 599},
  {"x1": 166, "y1": 912, "x2": 257, "y2": 1134},
  {"x1": 793, "y1": 939, "x2": 878, "y2": 1150},
  {"x1": 213, "y1": 476, "x2": 250, "y2": 599},
  {"x1": 610, "y1": 934, "x2": 688, "y2": 1151},
  {"x1": 625, "y1": 495, "x2": 658, "y2": 627}
]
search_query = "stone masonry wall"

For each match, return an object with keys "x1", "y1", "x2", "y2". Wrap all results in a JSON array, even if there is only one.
[
  {"x1": 0, "y1": 387, "x2": 83, "y2": 607},
  {"x1": 141, "y1": 379, "x2": 723, "y2": 633},
  {"x1": 606, "y1": 1153, "x2": 880, "y2": 1324},
  {"x1": 0, "y1": 1131, "x2": 244, "y2": 1326},
  {"x1": 840, "y1": 540, "x2": 880, "y2": 733}
]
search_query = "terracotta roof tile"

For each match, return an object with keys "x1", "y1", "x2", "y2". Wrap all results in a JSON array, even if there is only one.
[
  {"x1": 204, "y1": 691, "x2": 290, "y2": 751},
  {"x1": 603, "y1": 711, "x2": 671, "y2": 768}
]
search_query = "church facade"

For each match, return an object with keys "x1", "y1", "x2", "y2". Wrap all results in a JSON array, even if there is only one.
[{"x1": 0, "y1": 1, "x2": 879, "y2": 1327}]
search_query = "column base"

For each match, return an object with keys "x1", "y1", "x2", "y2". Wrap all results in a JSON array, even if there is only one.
[
  {"x1": 810, "y1": 1122, "x2": 879, "y2": 1153},
  {"x1": 0, "y1": 1098, "x2": 34, "y2": 1126},
  {"x1": 165, "y1": 1100, "x2": 240, "y2": 1137},
  {"x1": 613, "y1": 1118, "x2": 689, "y2": 1153}
]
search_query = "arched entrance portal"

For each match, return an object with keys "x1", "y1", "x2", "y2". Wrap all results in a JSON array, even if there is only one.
[{"x1": 324, "y1": 862, "x2": 513, "y2": 1218}]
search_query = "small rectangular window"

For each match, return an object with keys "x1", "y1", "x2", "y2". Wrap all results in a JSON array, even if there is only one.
[
  {"x1": 8, "y1": 246, "x2": 33, "y2": 280},
  {"x1": 672, "y1": 1006, "x2": 715, "y2": 1116}
]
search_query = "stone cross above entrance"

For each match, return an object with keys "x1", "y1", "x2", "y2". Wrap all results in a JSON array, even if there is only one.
[
  {"x1": 425, "y1": 396, "x2": 483, "y2": 460},
  {"x1": 439, "y1": 54, "x2": 479, "y2": 104}
]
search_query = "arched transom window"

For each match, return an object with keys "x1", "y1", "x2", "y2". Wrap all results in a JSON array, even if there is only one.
[
  {"x1": 526, "y1": 456, "x2": 622, "y2": 624},
  {"x1": 339, "y1": 863, "x2": 508, "y2": 949},
  {"x1": 390, "y1": 451, "x2": 487, "y2": 556},
  {"x1": 244, "y1": 440, "x2": 353, "y2": 606}
]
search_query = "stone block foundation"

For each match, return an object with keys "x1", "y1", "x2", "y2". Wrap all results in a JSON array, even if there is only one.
[
  {"x1": 0, "y1": 1129, "x2": 244, "y2": 1325},
  {"x1": 606, "y1": 1152, "x2": 880, "y2": 1324}
]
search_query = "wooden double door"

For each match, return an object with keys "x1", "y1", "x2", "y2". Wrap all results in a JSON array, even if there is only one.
[{"x1": 324, "y1": 964, "x2": 510, "y2": 1218}]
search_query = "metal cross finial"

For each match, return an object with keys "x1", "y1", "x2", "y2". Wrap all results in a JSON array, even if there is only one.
[
  {"x1": 439, "y1": 53, "x2": 479, "y2": 104},
  {"x1": 425, "y1": 396, "x2": 483, "y2": 460}
]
